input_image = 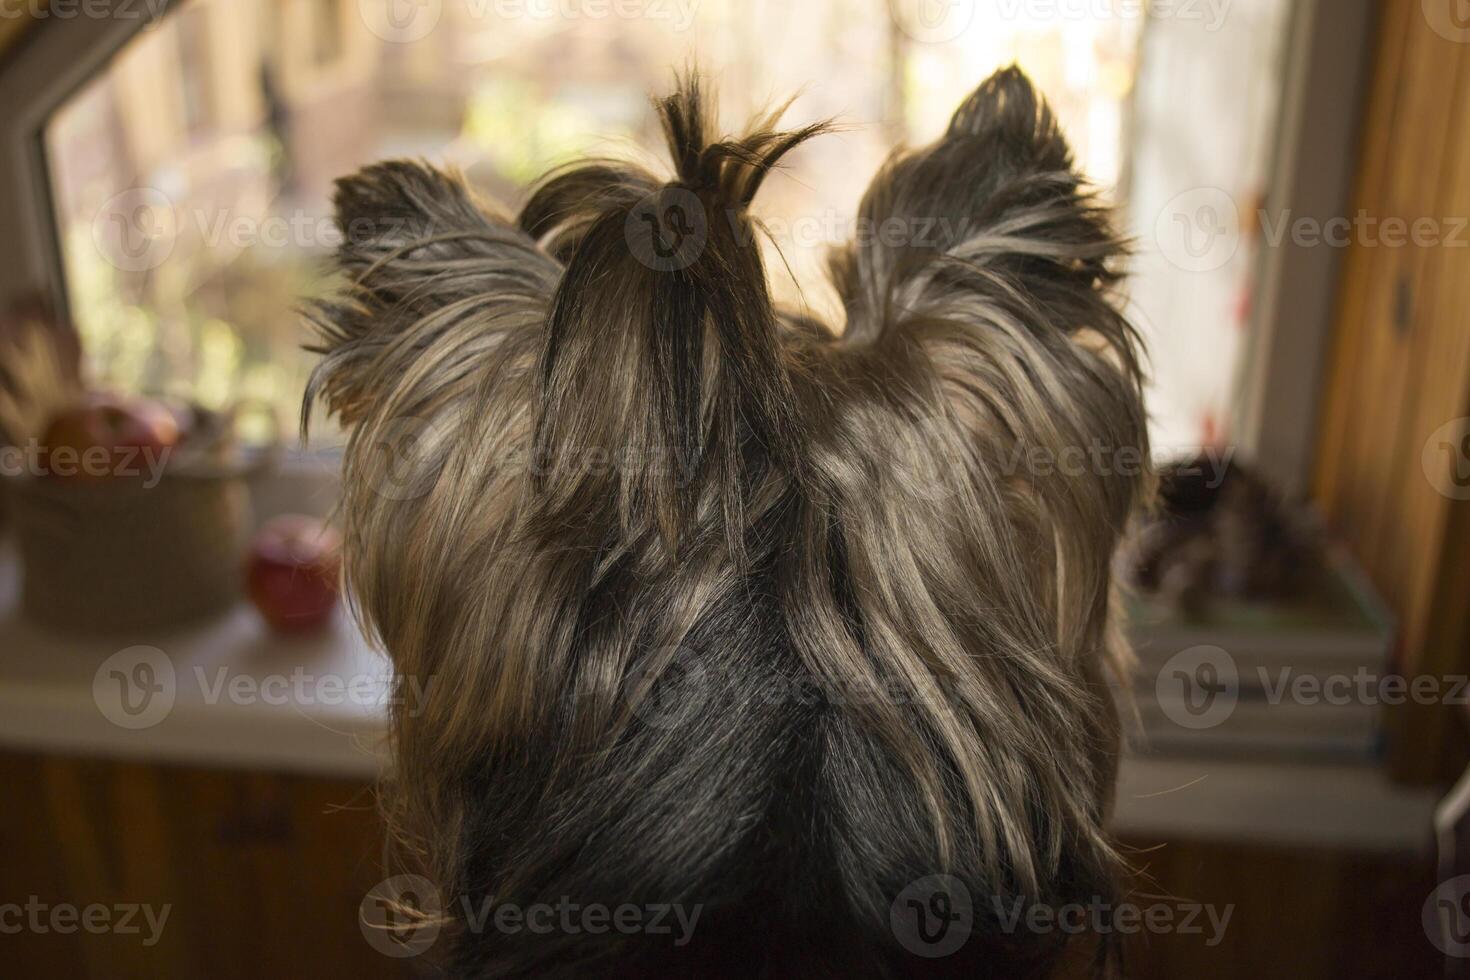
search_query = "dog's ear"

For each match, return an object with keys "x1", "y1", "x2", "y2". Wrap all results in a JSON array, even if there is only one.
[
  {"x1": 792, "y1": 70, "x2": 1149, "y2": 904},
  {"x1": 304, "y1": 161, "x2": 559, "y2": 651},
  {"x1": 827, "y1": 66, "x2": 1149, "y2": 653},
  {"x1": 305, "y1": 161, "x2": 558, "y2": 429}
]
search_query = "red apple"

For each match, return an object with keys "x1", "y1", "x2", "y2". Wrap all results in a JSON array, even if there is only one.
[
  {"x1": 40, "y1": 393, "x2": 182, "y2": 481},
  {"x1": 245, "y1": 515, "x2": 343, "y2": 634}
]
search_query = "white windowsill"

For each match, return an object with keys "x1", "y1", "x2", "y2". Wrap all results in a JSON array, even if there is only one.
[{"x1": 0, "y1": 535, "x2": 1439, "y2": 855}]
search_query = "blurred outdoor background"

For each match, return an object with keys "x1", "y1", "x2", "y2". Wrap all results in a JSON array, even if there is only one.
[
  {"x1": 48, "y1": 0, "x2": 1290, "y2": 450},
  {"x1": 16, "y1": 2, "x2": 1470, "y2": 976}
]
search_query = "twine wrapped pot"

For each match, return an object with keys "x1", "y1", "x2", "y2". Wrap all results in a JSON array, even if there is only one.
[{"x1": 3, "y1": 407, "x2": 274, "y2": 635}]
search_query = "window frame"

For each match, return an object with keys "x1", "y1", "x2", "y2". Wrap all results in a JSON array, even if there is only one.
[
  {"x1": 0, "y1": 5, "x2": 152, "y2": 323},
  {"x1": 0, "y1": 3, "x2": 336, "y2": 478},
  {"x1": 1234, "y1": 0, "x2": 1377, "y2": 495},
  {"x1": 0, "y1": 0, "x2": 1371, "y2": 490}
]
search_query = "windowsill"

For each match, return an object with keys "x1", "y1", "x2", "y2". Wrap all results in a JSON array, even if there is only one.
[
  {"x1": 0, "y1": 528, "x2": 1440, "y2": 856},
  {"x1": 0, "y1": 534, "x2": 388, "y2": 777}
]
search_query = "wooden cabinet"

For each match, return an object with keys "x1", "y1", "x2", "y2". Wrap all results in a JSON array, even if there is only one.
[
  {"x1": 0, "y1": 749, "x2": 1439, "y2": 978},
  {"x1": 0, "y1": 751, "x2": 411, "y2": 979}
]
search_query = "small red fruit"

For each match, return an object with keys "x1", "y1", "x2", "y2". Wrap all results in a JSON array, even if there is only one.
[
  {"x1": 40, "y1": 393, "x2": 181, "y2": 480},
  {"x1": 245, "y1": 515, "x2": 343, "y2": 634}
]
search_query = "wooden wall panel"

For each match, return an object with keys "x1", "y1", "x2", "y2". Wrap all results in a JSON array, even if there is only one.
[
  {"x1": 1315, "y1": 0, "x2": 1470, "y2": 783},
  {"x1": 0, "y1": 751, "x2": 411, "y2": 979},
  {"x1": 0, "y1": 750, "x2": 1441, "y2": 978}
]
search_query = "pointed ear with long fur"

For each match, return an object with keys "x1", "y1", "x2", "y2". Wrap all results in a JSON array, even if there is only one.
[
  {"x1": 826, "y1": 66, "x2": 1150, "y2": 657},
  {"x1": 305, "y1": 160, "x2": 559, "y2": 430},
  {"x1": 303, "y1": 161, "x2": 560, "y2": 654}
]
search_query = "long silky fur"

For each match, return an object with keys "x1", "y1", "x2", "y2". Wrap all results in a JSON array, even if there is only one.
[{"x1": 306, "y1": 67, "x2": 1150, "y2": 978}]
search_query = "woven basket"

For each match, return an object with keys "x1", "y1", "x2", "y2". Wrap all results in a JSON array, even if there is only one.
[{"x1": 3, "y1": 405, "x2": 275, "y2": 635}]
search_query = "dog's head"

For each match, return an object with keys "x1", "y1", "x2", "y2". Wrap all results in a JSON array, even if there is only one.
[{"x1": 308, "y1": 67, "x2": 1149, "y2": 977}]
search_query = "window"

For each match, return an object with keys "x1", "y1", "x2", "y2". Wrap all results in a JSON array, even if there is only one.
[
  {"x1": 311, "y1": 0, "x2": 345, "y2": 68},
  {"x1": 42, "y1": 0, "x2": 1291, "y2": 450}
]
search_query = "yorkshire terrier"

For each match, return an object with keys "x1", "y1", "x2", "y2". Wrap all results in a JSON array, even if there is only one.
[{"x1": 307, "y1": 66, "x2": 1151, "y2": 978}]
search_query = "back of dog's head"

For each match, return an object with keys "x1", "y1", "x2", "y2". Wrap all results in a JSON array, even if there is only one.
[{"x1": 308, "y1": 67, "x2": 1150, "y2": 978}]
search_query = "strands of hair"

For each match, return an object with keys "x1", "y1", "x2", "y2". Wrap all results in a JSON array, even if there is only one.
[{"x1": 306, "y1": 66, "x2": 1151, "y2": 978}]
